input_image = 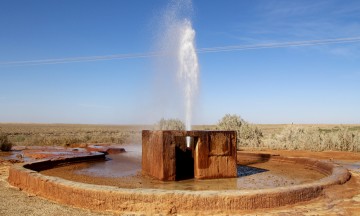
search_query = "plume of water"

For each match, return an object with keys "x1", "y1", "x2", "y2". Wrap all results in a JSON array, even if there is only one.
[
  {"x1": 178, "y1": 19, "x2": 199, "y2": 132},
  {"x1": 153, "y1": 0, "x2": 199, "y2": 141}
]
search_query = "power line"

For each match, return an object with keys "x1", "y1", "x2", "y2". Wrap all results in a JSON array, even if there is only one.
[
  {"x1": 0, "y1": 52, "x2": 163, "y2": 67},
  {"x1": 196, "y1": 37, "x2": 360, "y2": 53},
  {"x1": 1, "y1": 37, "x2": 360, "y2": 67}
]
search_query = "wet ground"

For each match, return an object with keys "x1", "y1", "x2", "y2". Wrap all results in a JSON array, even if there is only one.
[
  {"x1": 2, "y1": 145, "x2": 360, "y2": 215},
  {"x1": 332, "y1": 160, "x2": 360, "y2": 173},
  {"x1": 40, "y1": 143, "x2": 327, "y2": 190},
  {"x1": 73, "y1": 144, "x2": 142, "y2": 178},
  {"x1": 0, "y1": 150, "x2": 32, "y2": 163}
]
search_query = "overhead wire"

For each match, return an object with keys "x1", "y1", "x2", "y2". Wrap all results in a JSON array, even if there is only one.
[
  {"x1": 1, "y1": 37, "x2": 360, "y2": 67},
  {"x1": 196, "y1": 37, "x2": 360, "y2": 53}
]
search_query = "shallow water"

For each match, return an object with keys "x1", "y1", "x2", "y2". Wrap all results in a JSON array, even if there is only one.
[
  {"x1": 333, "y1": 160, "x2": 360, "y2": 173},
  {"x1": 0, "y1": 151, "x2": 31, "y2": 162},
  {"x1": 41, "y1": 143, "x2": 327, "y2": 191},
  {"x1": 75, "y1": 144, "x2": 142, "y2": 177}
]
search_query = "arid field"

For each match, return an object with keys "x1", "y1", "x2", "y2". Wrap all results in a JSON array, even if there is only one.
[
  {"x1": 1, "y1": 123, "x2": 360, "y2": 215},
  {"x1": 1, "y1": 123, "x2": 360, "y2": 151}
]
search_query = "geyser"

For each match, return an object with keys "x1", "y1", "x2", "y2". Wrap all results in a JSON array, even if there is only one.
[
  {"x1": 154, "y1": 0, "x2": 199, "y2": 143},
  {"x1": 177, "y1": 19, "x2": 199, "y2": 133}
]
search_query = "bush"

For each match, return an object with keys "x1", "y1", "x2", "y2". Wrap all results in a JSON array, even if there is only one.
[
  {"x1": 263, "y1": 125, "x2": 360, "y2": 152},
  {"x1": 23, "y1": 132, "x2": 130, "y2": 147},
  {"x1": 0, "y1": 132, "x2": 13, "y2": 151},
  {"x1": 0, "y1": 124, "x2": 135, "y2": 147},
  {"x1": 155, "y1": 118, "x2": 185, "y2": 130},
  {"x1": 263, "y1": 126, "x2": 320, "y2": 150},
  {"x1": 215, "y1": 114, "x2": 263, "y2": 149}
]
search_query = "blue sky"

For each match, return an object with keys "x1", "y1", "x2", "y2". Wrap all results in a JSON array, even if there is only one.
[{"x1": 1, "y1": 0, "x2": 360, "y2": 125}]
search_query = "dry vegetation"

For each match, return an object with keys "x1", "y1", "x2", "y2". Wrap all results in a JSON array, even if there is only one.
[
  {"x1": 215, "y1": 114, "x2": 263, "y2": 148},
  {"x1": 1, "y1": 120, "x2": 360, "y2": 152},
  {"x1": 154, "y1": 118, "x2": 185, "y2": 130},
  {"x1": 261, "y1": 124, "x2": 360, "y2": 152},
  {"x1": 0, "y1": 132, "x2": 12, "y2": 151},
  {"x1": 212, "y1": 114, "x2": 360, "y2": 152},
  {"x1": 0, "y1": 123, "x2": 150, "y2": 147}
]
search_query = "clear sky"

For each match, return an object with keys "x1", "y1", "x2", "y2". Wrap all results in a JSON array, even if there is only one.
[{"x1": 0, "y1": 0, "x2": 360, "y2": 125}]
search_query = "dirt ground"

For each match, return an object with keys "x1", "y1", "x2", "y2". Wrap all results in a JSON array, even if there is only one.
[
  {"x1": 1, "y1": 149, "x2": 360, "y2": 215},
  {"x1": 0, "y1": 161, "x2": 112, "y2": 216}
]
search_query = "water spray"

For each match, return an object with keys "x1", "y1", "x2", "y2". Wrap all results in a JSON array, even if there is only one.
[
  {"x1": 155, "y1": 0, "x2": 199, "y2": 147},
  {"x1": 177, "y1": 19, "x2": 199, "y2": 146}
]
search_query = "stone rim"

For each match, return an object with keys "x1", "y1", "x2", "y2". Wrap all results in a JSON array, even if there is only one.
[{"x1": 7, "y1": 152, "x2": 351, "y2": 213}]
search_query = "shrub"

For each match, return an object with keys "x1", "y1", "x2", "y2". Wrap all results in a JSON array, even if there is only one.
[
  {"x1": 0, "y1": 132, "x2": 13, "y2": 151},
  {"x1": 155, "y1": 118, "x2": 185, "y2": 130},
  {"x1": 0, "y1": 124, "x2": 135, "y2": 147},
  {"x1": 263, "y1": 125, "x2": 360, "y2": 152},
  {"x1": 215, "y1": 114, "x2": 263, "y2": 149},
  {"x1": 263, "y1": 126, "x2": 321, "y2": 151},
  {"x1": 22, "y1": 132, "x2": 130, "y2": 147}
]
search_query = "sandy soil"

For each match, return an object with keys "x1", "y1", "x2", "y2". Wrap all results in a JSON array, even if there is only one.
[
  {"x1": 2, "y1": 149, "x2": 360, "y2": 215},
  {"x1": 0, "y1": 161, "x2": 112, "y2": 216}
]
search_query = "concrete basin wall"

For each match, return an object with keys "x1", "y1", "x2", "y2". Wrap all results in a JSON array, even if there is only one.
[{"x1": 8, "y1": 152, "x2": 351, "y2": 214}]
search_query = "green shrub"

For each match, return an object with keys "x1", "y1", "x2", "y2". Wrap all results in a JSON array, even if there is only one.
[
  {"x1": 0, "y1": 132, "x2": 13, "y2": 151},
  {"x1": 155, "y1": 118, "x2": 185, "y2": 130},
  {"x1": 215, "y1": 114, "x2": 263, "y2": 149}
]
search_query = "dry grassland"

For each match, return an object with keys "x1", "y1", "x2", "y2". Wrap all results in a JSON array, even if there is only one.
[
  {"x1": 1, "y1": 123, "x2": 360, "y2": 152},
  {"x1": 258, "y1": 124, "x2": 360, "y2": 152},
  {"x1": 0, "y1": 123, "x2": 152, "y2": 147}
]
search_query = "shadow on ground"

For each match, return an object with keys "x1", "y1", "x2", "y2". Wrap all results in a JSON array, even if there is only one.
[{"x1": 237, "y1": 165, "x2": 268, "y2": 177}]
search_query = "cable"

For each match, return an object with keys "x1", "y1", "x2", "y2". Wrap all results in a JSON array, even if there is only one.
[
  {"x1": 196, "y1": 37, "x2": 360, "y2": 53},
  {"x1": 1, "y1": 37, "x2": 360, "y2": 67}
]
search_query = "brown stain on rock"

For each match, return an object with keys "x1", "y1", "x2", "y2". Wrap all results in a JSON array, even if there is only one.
[
  {"x1": 142, "y1": 130, "x2": 237, "y2": 180},
  {"x1": 7, "y1": 151, "x2": 351, "y2": 214}
]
